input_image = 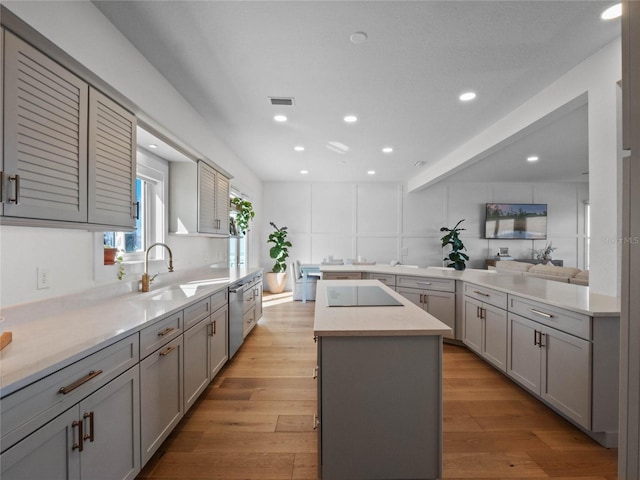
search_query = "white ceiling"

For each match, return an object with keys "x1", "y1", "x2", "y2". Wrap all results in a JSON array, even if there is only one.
[{"x1": 93, "y1": 0, "x2": 619, "y2": 185}]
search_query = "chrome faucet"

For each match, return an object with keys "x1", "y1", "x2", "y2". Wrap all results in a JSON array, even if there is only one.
[{"x1": 141, "y1": 243, "x2": 174, "y2": 292}]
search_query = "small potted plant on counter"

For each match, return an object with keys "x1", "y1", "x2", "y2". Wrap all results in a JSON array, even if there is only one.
[
  {"x1": 266, "y1": 222, "x2": 291, "y2": 293},
  {"x1": 104, "y1": 245, "x2": 118, "y2": 265},
  {"x1": 440, "y1": 219, "x2": 469, "y2": 270}
]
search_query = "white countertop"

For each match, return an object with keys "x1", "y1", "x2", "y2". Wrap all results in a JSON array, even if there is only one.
[
  {"x1": 0, "y1": 267, "x2": 262, "y2": 396},
  {"x1": 320, "y1": 265, "x2": 620, "y2": 317},
  {"x1": 314, "y1": 280, "x2": 453, "y2": 337}
]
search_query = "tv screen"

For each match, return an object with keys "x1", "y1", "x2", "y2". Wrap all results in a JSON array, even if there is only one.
[{"x1": 485, "y1": 203, "x2": 547, "y2": 240}]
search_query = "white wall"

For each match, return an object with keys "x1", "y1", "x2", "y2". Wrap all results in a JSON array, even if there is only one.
[
  {"x1": 0, "y1": 1, "x2": 262, "y2": 307},
  {"x1": 262, "y1": 181, "x2": 588, "y2": 282}
]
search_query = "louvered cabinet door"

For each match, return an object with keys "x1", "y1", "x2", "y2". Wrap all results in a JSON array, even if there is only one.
[
  {"x1": 215, "y1": 173, "x2": 229, "y2": 234},
  {"x1": 88, "y1": 88, "x2": 137, "y2": 228},
  {"x1": 197, "y1": 161, "x2": 216, "y2": 233},
  {"x1": 3, "y1": 31, "x2": 88, "y2": 222}
]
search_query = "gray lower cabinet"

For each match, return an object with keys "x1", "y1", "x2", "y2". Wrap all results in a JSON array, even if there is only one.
[
  {"x1": 317, "y1": 335, "x2": 442, "y2": 480},
  {"x1": 463, "y1": 296, "x2": 507, "y2": 371},
  {"x1": 139, "y1": 335, "x2": 184, "y2": 465},
  {"x1": 322, "y1": 272, "x2": 362, "y2": 280},
  {"x1": 397, "y1": 286, "x2": 455, "y2": 339},
  {"x1": 209, "y1": 304, "x2": 229, "y2": 378},
  {"x1": 184, "y1": 317, "x2": 211, "y2": 412},
  {"x1": 1, "y1": 366, "x2": 140, "y2": 480},
  {"x1": 507, "y1": 312, "x2": 591, "y2": 429}
]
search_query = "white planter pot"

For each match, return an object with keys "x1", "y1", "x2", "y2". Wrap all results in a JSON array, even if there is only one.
[{"x1": 266, "y1": 272, "x2": 287, "y2": 293}]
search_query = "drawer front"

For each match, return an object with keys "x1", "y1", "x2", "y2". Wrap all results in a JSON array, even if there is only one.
[
  {"x1": 210, "y1": 289, "x2": 228, "y2": 313},
  {"x1": 365, "y1": 273, "x2": 396, "y2": 287},
  {"x1": 396, "y1": 275, "x2": 455, "y2": 293},
  {"x1": 243, "y1": 287, "x2": 256, "y2": 314},
  {"x1": 323, "y1": 272, "x2": 362, "y2": 280},
  {"x1": 1, "y1": 334, "x2": 139, "y2": 450},
  {"x1": 184, "y1": 297, "x2": 211, "y2": 330},
  {"x1": 243, "y1": 306, "x2": 256, "y2": 337},
  {"x1": 463, "y1": 283, "x2": 508, "y2": 309},
  {"x1": 509, "y1": 295, "x2": 591, "y2": 340},
  {"x1": 140, "y1": 311, "x2": 183, "y2": 358}
]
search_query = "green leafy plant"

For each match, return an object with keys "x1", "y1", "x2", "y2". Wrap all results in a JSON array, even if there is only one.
[
  {"x1": 231, "y1": 197, "x2": 255, "y2": 236},
  {"x1": 267, "y1": 222, "x2": 292, "y2": 273},
  {"x1": 440, "y1": 219, "x2": 469, "y2": 270},
  {"x1": 116, "y1": 254, "x2": 126, "y2": 280}
]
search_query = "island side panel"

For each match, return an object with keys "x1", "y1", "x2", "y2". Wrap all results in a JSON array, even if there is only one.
[{"x1": 319, "y1": 335, "x2": 442, "y2": 480}]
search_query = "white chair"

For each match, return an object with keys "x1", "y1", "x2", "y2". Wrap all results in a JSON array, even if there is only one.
[{"x1": 292, "y1": 260, "x2": 320, "y2": 301}]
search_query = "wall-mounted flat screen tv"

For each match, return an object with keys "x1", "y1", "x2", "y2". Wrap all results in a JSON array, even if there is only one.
[{"x1": 485, "y1": 203, "x2": 547, "y2": 239}]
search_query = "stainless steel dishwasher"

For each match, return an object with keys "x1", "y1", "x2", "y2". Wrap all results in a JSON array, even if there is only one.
[{"x1": 228, "y1": 279, "x2": 250, "y2": 359}]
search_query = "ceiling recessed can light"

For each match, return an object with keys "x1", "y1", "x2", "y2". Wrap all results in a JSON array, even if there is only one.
[
  {"x1": 601, "y1": 3, "x2": 622, "y2": 20},
  {"x1": 294, "y1": 146, "x2": 305, "y2": 152},
  {"x1": 527, "y1": 155, "x2": 539, "y2": 162},
  {"x1": 300, "y1": 170, "x2": 308, "y2": 174},
  {"x1": 274, "y1": 114, "x2": 287, "y2": 122},
  {"x1": 459, "y1": 92, "x2": 477, "y2": 102},
  {"x1": 367, "y1": 170, "x2": 376, "y2": 175},
  {"x1": 148, "y1": 144, "x2": 158, "y2": 149},
  {"x1": 382, "y1": 147, "x2": 393, "y2": 154},
  {"x1": 344, "y1": 115, "x2": 358, "y2": 123}
]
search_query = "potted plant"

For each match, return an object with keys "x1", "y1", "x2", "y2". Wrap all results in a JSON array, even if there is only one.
[
  {"x1": 440, "y1": 219, "x2": 469, "y2": 270},
  {"x1": 104, "y1": 245, "x2": 118, "y2": 265},
  {"x1": 231, "y1": 197, "x2": 255, "y2": 236},
  {"x1": 266, "y1": 222, "x2": 291, "y2": 293}
]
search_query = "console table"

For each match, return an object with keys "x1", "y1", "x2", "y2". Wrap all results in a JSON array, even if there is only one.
[{"x1": 485, "y1": 258, "x2": 563, "y2": 268}]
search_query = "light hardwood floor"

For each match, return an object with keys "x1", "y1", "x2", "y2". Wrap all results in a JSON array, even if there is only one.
[{"x1": 137, "y1": 293, "x2": 617, "y2": 480}]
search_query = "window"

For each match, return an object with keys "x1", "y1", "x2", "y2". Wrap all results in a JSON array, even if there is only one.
[
  {"x1": 229, "y1": 191, "x2": 249, "y2": 268},
  {"x1": 103, "y1": 151, "x2": 167, "y2": 264}
]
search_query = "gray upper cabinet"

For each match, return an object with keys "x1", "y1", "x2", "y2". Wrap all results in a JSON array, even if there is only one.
[
  {"x1": 88, "y1": 87, "x2": 136, "y2": 228},
  {"x1": 170, "y1": 159, "x2": 230, "y2": 236},
  {"x1": 198, "y1": 160, "x2": 217, "y2": 233},
  {"x1": 1, "y1": 29, "x2": 136, "y2": 230},
  {"x1": 2, "y1": 30, "x2": 88, "y2": 222}
]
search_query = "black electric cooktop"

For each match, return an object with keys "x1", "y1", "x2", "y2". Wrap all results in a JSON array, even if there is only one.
[{"x1": 326, "y1": 285, "x2": 403, "y2": 307}]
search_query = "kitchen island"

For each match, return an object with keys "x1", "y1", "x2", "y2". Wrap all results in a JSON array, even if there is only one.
[{"x1": 314, "y1": 279, "x2": 451, "y2": 480}]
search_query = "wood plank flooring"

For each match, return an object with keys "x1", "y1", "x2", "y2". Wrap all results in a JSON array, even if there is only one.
[{"x1": 137, "y1": 293, "x2": 617, "y2": 480}]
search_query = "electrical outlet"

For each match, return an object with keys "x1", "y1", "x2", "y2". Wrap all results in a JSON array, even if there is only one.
[
  {"x1": 37, "y1": 268, "x2": 50, "y2": 290},
  {"x1": 401, "y1": 247, "x2": 408, "y2": 256}
]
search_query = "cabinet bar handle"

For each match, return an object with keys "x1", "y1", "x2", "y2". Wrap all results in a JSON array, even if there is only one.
[
  {"x1": 0, "y1": 171, "x2": 4, "y2": 203},
  {"x1": 481, "y1": 307, "x2": 486, "y2": 320},
  {"x1": 529, "y1": 308, "x2": 553, "y2": 318},
  {"x1": 72, "y1": 420, "x2": 84, "y2": 451},
  {"x1": 539, "y1": 332, "x2": 546, "y2": 348},
  {"x1": 419, "y1": 294, "x2": 423, "y2": 304},
  {"x1": 534, "y1": 330, "x2": 539, "y2": 346},
  {"x1": 158, "y1": 327, "x2": 175, "y2": 337},
  {"x1": 83, "y1": 411, "x2": 95, "y2": 442},
  {"x1": 134, "y1": 201, "x2": 140, "y2": 220},
  {"x1": 313, "y1": 414, "x2": 319, "y2": 430},
  {"x1": 417, "y1": 281, "x2": 432, "y2": 286},
  {"x1": 160, "y1": 345, "x2": 177, "y2": 356},
  {"x1": 8, "y1": 174, "x2": 20, "y2": 204},
  {"x1": 59, "y1": 370, "x2": 103, "y2": 395},
  {"x1": 313, "y1": 366, "x2": 318, "y2": 379},
  {"x1": 213, "y1": 320, "x2": 217, "y2": 335},
  {"x1": 473, "y1": 290, "x2": 490, "y2": 297},
  {"x1": 336, "y1": 276, "x2": 349, "y2": 279}
]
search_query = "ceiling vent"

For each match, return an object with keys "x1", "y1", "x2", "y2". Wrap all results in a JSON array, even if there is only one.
[{"x1": 269, "y1": 97, "x2": 295, "y2": 106}]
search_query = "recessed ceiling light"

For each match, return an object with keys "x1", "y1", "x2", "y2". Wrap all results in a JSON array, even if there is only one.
[
  {"x1": 300, "y1": 170, "x2": 309, "y2": 175},
  {"x1": 274, "y1": 115, "x2": 287, "y2": 122},
  {"x1": 294, "y1": 146, "x2": 305, "y2": 152},
  {"x1": 527, "y1": 155, "x2": 539, "y2": 162},
  {"x1": 344, "y1": 115, "x2": 358, "y2": 123},
  {"x1": 349, "y1": 31, "x2": 368, "y2": 44},
  {"x1": 382, "y1": 147, "x2": 393, "y2": 154},
  {"x1": 413, "y1": 161, "x2": 425, "y2": 167},
  {"x1": 367, "y1": 170, "x2": 376, "y2": 175},
  {"x1": 459, "y1": 92, "x2": 477, "y2": 102},
  {"x1": 601, "y1": 3, "x2": 622, "y2": 20},
  {"x1": 148, "y1": 144, "x2": 158, "y2": 149}
]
